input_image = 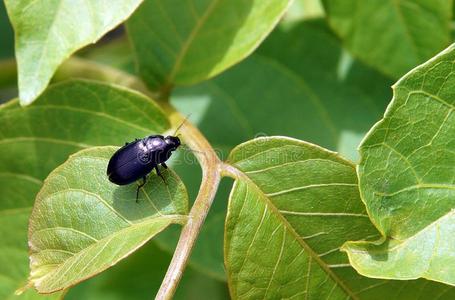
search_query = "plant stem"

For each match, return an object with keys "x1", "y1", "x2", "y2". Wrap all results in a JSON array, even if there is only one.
[{"x1": 156, "y1": 105, "x2": 222, "y2": 300}]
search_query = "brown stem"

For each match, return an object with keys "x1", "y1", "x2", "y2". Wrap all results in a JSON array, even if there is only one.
[{"x1": 155, "y1": 105, "x2": 222, "y2": 300}]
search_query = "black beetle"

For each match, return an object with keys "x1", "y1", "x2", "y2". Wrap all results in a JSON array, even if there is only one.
[{"x1": 107, "y1": 134, "x2": 181, "y2": 201}]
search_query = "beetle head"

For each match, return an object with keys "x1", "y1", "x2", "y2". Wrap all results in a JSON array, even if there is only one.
[{"x1": 164, "y1": 135, "x2": 181, "y2": 150}]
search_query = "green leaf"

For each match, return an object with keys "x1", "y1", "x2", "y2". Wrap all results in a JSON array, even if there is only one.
[
  {"x1": 225, "y1": 136, "x2": 455, "y2": 299},
  {"x1": 4, "y1": 0, "x2": 144, "y2": 105},
  {"x1": 224, "y1": 137, "x2": 372, "y2": 299},
  {"x1": 344, "y1": 44, "x2": 455, "y2": 284},
  {"x1": 226, "y1": 180, "x2": 353, "y2": 299},
  {"x1": 0, "y1": 80, "x2": 169, "y2": 298},
  {"x1": 126, "y1": 0, "x2": 292, "y2": 92},
  {"x1": 322, "y1": 0, "x2": 452, "y2": 78},
  {"x1": 28, "y1": 146, "x2": 188, "y2": 293}
]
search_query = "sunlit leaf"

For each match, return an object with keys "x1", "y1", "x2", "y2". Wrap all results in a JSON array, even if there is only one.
[
  {"x1": 225, "y1": 137, "x2": 371, "y2": 299},
  {"x1": 344, "y1": 44, "x2": 455, "y2": 285},
  {"x1": 28, "y1": 147, "x2": 188, "y2": 293},
  {"x1": 4, "y1": 0, "x2": 143, "y2": 104},
  {"x1": 226, "y1": 180, "x2": 352, "y2": 299},
  {"x1": 126, "y1": 0, "x2": 292, "y2": 92}
]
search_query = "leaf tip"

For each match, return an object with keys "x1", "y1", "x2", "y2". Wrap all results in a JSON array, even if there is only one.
[{"x1": 19, "y1": 87, "x2": 40, "y2": 106}]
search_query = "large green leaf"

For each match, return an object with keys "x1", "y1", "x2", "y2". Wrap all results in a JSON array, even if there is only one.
[
  {"x1": 226, "y1": 180, "x2": 352, "y2": 299},
  {"x1": 224, "y1": 136, "x2": 455, "y2": 299},
  {"x1": 126, "y1": 0, "x2": 292, "y2": 92},
  {"x1": 225, "y1": 137, "x2": 370, "y2": 299},
  {"x1": 322, "y1": 0, "x2": 452, "y2": 78},
  {"x1": 344, "y1": 44, "x2": 455, "y2": 284},
  {"x1": 28, "y1": 147, "x2": 188, "y2": 293},
  {"x1": 0, "y1": 80, "x2": 169, "y2": 298},
  {"x1": 4, "y1": 0, "x2": 143, "y2": 105}
]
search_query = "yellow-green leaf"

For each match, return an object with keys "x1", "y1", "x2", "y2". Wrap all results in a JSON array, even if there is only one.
[
  {"x1": 28, "y1": 147, "x2": 188, "y2": 293},
  {"x1": 344, "y1": 44, "x2": 455, "y2": 285},
  {"x1": 5, "y1": 0, "x2": 143, "y2": 104},
  {"x1": 126, "y1": 0, "x2": 292, "y2": 92},
  {"x1": 225, "y1": 137, "x2": 373, "y2": 299}
]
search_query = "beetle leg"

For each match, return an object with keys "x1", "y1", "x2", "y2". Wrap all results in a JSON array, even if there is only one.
[
  {"x1": 155, "y1": 166, "x2": 167, "y2": 184},
  {"x1": 161, "y1": 162, "x2": 168, "y2": 169},
  {"x1": 136, "y1": 176, "x2": 147, "y2": 203}
]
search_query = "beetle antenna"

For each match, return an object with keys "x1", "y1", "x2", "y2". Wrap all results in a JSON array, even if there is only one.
[{"x1": 172, "y1": 114, "x2": 192, "y2": 136}]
